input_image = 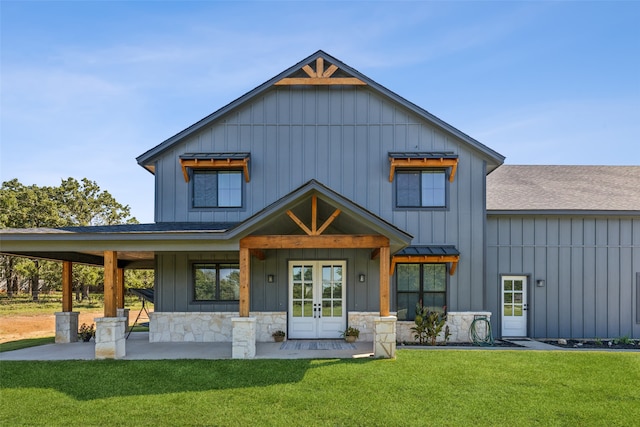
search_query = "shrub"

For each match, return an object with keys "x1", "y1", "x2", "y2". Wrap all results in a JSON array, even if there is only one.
[{"x1": 411, "y1": 303, "x2": 450, "y2": 346}]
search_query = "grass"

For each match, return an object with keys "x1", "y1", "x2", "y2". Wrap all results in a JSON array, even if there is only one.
[
  {"x1": 0, "y1": 337, "x2": 55, "y2": 353},
  {"x1": 1, "y1": 350, "x2": 638, "y2": 426}
]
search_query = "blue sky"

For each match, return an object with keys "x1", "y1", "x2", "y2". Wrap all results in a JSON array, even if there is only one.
[{"x1": 2, "y1": 1, "x2": 639, "y2": 223}]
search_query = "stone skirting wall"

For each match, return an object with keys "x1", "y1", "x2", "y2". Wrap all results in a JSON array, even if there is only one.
[
  {"x1": 149, "y1": 312, "x2": 286, "y2": 343},
  {"x1": 348, "y1": 312, "x2": 379, "y2": 342},
  {"x1": 396, "y1": 311, "x2": 492, "y2": 344}
]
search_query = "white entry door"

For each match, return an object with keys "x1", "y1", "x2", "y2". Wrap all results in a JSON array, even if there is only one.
[
  {"x1": 288, "y1": 261, "x2": 346, "y2": 339},
  {"x1": 501, "y1": 276, "x2": 528, "y2": 337}
]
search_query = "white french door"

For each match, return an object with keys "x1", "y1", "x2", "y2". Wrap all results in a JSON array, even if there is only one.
[
  {"x1": 501, "y1": 276, "x2": 528, "y2": 337},
  {"x1": 288, "y1": 260, "x2": 346, "y2": 339}
]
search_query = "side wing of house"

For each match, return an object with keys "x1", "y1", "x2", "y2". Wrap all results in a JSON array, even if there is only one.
[{"x1": 486, "y1": 165, "x2": 640, "y2": 339}]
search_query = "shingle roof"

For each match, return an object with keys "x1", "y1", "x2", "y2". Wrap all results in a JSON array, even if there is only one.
[
  {"x1": 487, "y1": 165, "x2": 640, "y2": 212},
  {"x1": 56, "y1": 222, "x2": 239, "y2": 233}
]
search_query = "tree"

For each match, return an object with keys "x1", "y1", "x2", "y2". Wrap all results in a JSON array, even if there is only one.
[
  {"x1": 0, "y1": 178, "x2": 145, "y2": 300},
  {"x1": 56, "y1": 178, "x2": 136, "y2": 226}
]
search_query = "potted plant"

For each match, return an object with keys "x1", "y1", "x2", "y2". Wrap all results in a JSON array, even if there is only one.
[
  {"x1": 272, "y1": 330, "x2": 286, "y2": 342},
  {"x1": 340, "y1": 326, "x2": 360, "y2": 343},
  {"x1": 78, "y1": 323, "x2": 95, "y2": 342}
]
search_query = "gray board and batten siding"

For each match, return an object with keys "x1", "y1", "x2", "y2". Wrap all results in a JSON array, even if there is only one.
[
  {"x1": 144, "y1": 53, "x2": 504, "y2": 316},
  {"x1": 155, "y1": 249, "x2": 379, "y2": 313},
  {"x1": 486, "y1": 166, "x2": 640, "y2": 339}
]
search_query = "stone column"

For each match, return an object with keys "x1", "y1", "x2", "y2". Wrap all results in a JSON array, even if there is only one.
[
  {"x1": 232, "y1": 317, "x2": 256, "y2": 359},
  {"x1": 374, "y1": 316, "x2": 397, "y2": 359},
  {"x1": 55, "y1": 311, "x2": 79, "y2": 343},
  {"x1": 95, "y1": 317, "x2": 126, "y2": 359},
  {"x1": 116, "y1": 308, "x2": 130, "y2": 331}
]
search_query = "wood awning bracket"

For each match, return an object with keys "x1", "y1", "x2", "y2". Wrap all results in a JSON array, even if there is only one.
[
  {"x1": 389, "y1": 157, "x2": 458, "y2": 183},
  {"x1": 275, "y1": 57, "x2": 366, "y2": 86},
  {"x1": 180, "y1": 158, "x2": 250, "y2": 183},
  {"x1": 389, "y1": 254, "x2": 459, "y2": 276}
]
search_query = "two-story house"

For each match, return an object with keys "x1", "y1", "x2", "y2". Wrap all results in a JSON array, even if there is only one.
[{"x1": 1, "y1": 51, "x2": 638, "y2": 359}]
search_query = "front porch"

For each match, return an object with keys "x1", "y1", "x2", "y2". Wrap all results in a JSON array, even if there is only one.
[{"x1": 0, "y1": 332, "x2": 375, "y2": 361}]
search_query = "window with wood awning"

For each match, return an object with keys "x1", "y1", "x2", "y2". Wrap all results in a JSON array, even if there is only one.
[
  {"x1": 179, "y1": 153, "x2": 251, "y2": 183},
  {"x1": 388, "y1": 152, "x2": 459, "y2": 183},
  {"x1": 390, "y1": 245, "x2": 460, "y2": 276}
]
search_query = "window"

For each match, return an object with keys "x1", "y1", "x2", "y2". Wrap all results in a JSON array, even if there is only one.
[
  {"x1": 193, "y1": 263, "x2": 240, "y2": 301},
  {"x1": 396, "y1": 264, "x2": 446, "y2": 321},
  {"x1": 396, "y1": 170, "x2": 446, "y2": 208},
  {"x1": 192, "y1": 170, "x2": 242, "y2": 208}
]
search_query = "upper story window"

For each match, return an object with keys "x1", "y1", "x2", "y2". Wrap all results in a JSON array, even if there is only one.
[
  {"x1": 389, "y1": 152, "x2": 458, "y2": 210},
  {"x1": 193, "y1": 170, "x2": 242, "y2": 208},
  {"x1": 396, "y1": 170, "x2": 446, "y2": 208},
  {"x1": 179, "y1": 153, "x2": 250, "y2": 209}
]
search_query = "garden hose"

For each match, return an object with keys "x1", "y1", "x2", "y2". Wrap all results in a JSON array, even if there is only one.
[{"x1": 470, "y1": 316, "x2": 494, "y2": 346}]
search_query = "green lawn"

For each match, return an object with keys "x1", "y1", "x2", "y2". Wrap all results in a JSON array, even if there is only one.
[
  {"x1": 1, "y1": 350, "x2": 638, "y2": 426},
  {"x1": 0, "y1": 337, "x2": 55, "y2": 353}
]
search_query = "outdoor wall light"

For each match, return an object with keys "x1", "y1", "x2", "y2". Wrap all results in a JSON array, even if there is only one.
[
  {"x1": 358, "y1": 274, "x2": 366, "y2": 283},
  {"x1": 536, "y1": 279, "x2": 545, "y2": 287},
  {"x1": 267, "y1": 274, "x2": 275, "y2": 283}
]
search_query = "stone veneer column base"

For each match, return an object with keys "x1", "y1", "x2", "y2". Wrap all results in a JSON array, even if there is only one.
[
  {"x1": 232, "y1": 317, "x2": 256, "y2": 359},
  {"x1": 116, "y1": 308, "x2": 130, "y2": 331},
  {"x1": 95, "y1": 317, "x2": 126, "y2": 359},
  {"x1": 55, "y1": 312, "x2": 79, "y2": 343},
  {"x1": 374, "y1": 316, "x2": 397, "y2": 359}
]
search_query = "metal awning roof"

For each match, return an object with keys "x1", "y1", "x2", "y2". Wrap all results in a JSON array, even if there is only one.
[
  {"x1": 396, "y1": 245, "x2": 459, "y2": 256},
  {"x1": 388, "y1": 152, "x2": 458, "y2": 159},
  {"x1": 179, "y1": 152, "x2": 250, "y2": 160},
  {"x1": 391, "y1": 245, "x2": 460, "y2": 275}
]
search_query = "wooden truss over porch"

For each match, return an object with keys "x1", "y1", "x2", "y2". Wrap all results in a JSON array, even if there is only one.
[{"x1": 239, "y1": 195, "x2": 391, "y2": 318}]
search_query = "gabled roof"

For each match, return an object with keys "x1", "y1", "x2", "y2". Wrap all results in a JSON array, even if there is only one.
[
  {"x1": 137, "y1": 50, "x2": 504, "y2": 171},
  {"x1": 228, "y1": 179, "x2": 413, "y2": 253},
  {"x1": 487, "y1": 165, "x2": 640, "y2": 213}
]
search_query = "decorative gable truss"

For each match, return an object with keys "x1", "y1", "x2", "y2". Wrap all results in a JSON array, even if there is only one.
[
  {"x1": 275, "y1": 57, "x2": 366, "y2": 86},
  {"x1": 287, "y1": 195, "x2": 341, "y2": 236}
]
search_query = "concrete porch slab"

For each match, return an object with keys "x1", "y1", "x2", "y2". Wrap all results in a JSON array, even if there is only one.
[{"x1": 0, "y1": 333, "x2": 375, "y2": 361}]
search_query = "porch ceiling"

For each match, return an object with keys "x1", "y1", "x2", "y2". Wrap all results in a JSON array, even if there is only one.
[{"x1": 5, "y1": 250, "x2": 156, "y2": 269}]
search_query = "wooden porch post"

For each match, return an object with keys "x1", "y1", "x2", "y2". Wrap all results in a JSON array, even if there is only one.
[
  {"x1": 239, "y1": 247, "x2": 250, "y2": 317},
  {"x1": 104, "y1": 251, "x2": 117, "y2": 317},
  {"x1": 116, "y1": 268, "x2": 125, "y2": 309},
  {"x1": 379, "y1": 246, "x2": 390, "y2": 317},
  {"x1": 62, "y1": 261, "x2": 73, "y2": 312}
]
